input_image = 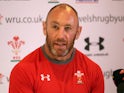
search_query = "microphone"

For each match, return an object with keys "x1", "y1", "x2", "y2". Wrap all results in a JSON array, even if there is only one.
[
  {"x1": 113, "y1": 69, "x2": 124, "y2": 93},
  {"x1": 117, "y1": 82, "x2": 124, "y2": 93}
]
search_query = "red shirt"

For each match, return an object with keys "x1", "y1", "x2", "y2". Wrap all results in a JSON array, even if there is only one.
[{"x1": 9, "y1": 47, "x2": 104, "y2": 93}]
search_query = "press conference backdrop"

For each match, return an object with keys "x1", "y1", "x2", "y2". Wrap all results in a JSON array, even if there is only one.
[{"x1": 0, "y1": 0, "x2": 124, "y2": 93}]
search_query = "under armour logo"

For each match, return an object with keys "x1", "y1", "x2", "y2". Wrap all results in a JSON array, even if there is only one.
[
  {"x1": 40, "y1": 74, "x2": 50, "y2": 81},
  {"x1": 74, "y1": 70, "x2": 84, "y2": 84},
  {"x1": 84, "y1": 37, "x2": 104, "y2": 51}
]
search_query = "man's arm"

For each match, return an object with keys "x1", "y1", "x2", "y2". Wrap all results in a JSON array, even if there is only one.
[
  {"x1": 91, "y1": 66, "x2": 104, "y2": 93},
  {"x1": 9, "y1": 65, "x2": 34, "y2": 93}
]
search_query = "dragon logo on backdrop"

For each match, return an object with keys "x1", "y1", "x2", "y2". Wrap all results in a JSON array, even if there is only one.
[
  {"x1": 0, "y1": 14, "x2": 3, "y2": 25},
  {"x1": 84, "y1": 37, "x2": 109, "y2": 57},
  {"x1": 0, "y1": 73, "x2": 4, "y2": 84},
  {"x1": 8, "y1": 36, "x2": 25, "y2": 62},
  {"x1": 0, "y1": 73, "x2": 9, "y2": 84}
]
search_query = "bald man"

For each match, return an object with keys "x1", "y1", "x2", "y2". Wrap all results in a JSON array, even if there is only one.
[{"x1": 9, "y1": 3, "x2": 104, "y2": 93}]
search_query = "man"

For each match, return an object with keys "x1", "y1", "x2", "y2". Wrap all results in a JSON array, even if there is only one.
[{"x1": 9, "y1": 3, "x2": 104, "y2": 93}]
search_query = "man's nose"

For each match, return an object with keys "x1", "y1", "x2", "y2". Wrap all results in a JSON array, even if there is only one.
[{"x1": 57, "y1": 27, "x2": 66, "y2": 38}]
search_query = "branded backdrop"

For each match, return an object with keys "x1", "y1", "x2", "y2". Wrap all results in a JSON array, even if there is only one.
[{"x1": 0, "y1": 0, "x2": 124, "y2": 93}]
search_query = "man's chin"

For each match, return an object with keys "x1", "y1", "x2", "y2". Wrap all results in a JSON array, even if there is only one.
[{"x1": 51, "y1": 49, "x2": 68, "y2": 57}]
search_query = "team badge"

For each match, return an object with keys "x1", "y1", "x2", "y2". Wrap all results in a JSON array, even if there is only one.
[
  {"x1": 74, "y1": 70, "x2": 84, "y2": 84},
  {"x1": 40, "y1": 74, "x2": 50, "y2": 81}
]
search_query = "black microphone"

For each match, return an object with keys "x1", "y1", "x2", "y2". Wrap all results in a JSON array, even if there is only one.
[
  {"x1": 113, "y1": 69, "x2": 124, "y2": 93},
  {"x1": 117, "y1": 82, "x2": 124, "y2": 93}
]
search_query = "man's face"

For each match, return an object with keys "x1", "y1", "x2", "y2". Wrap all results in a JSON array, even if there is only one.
[{"x1": 43, "y1": 7, "x2": 81, "y2": 57}]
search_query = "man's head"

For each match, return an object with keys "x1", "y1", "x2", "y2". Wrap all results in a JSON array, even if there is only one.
[
  {"x1": 43, "y1": 3, "x2": 82, "y2": 61},
  {"x1": 46, "y1": 3, "x2": 79, "y2": 25}
]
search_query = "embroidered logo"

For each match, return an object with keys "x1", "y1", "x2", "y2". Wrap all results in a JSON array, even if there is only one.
[
  {"x1": 74, "y1": 70, "x2": 84, "y2": 84},
  {"x1": 40, "y1": 74, "x2": 50, "y2": 81}
]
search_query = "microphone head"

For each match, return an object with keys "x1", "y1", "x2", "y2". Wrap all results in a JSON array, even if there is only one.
[{"x1": 113, "y1": 69, "x2": 124, "y2": 87}]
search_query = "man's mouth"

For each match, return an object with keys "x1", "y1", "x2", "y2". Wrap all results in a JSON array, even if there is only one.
[{"x1": 54, "y1": 42, "x2": 66, "y2": 49}]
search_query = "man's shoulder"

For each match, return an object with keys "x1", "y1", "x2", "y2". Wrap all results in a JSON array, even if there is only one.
[
  {"x1": 75, "y1": 49, "x2": 101, "y2": 69},
  {"x1": 21, "y1": 47, "x2": 42, "y2": 62},
  {"x1": 12, "y1": 47, "x2": 42, "y2": 71},
  {"x1": 75, "y1": 49, "x2": 103, "y2": 80}
]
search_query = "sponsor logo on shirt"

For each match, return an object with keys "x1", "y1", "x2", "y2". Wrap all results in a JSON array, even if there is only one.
[{"x1": 41, "y1": 74, "x2": 51, "y2": 81}]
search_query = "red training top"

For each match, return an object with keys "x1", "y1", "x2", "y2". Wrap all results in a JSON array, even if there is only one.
[{"x1": 9, "y1": 47, "x2": 104, "y2": 93}]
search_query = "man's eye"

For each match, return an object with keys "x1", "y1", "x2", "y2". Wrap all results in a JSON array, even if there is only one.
[
  {"x1": 65, "y1": 26, "x2": 71, "y2": 31},
  {"x1": 52, "y1": 25, "x2": 59, "y2": 30}
]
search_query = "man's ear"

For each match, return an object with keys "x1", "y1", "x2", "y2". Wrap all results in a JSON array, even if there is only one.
[
  {"x1": 42, "y1": 21, "x2": 47, "y2": 36},
  {"x1": 76, "y1": 26, "x2": 82, "y2": 40}
]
